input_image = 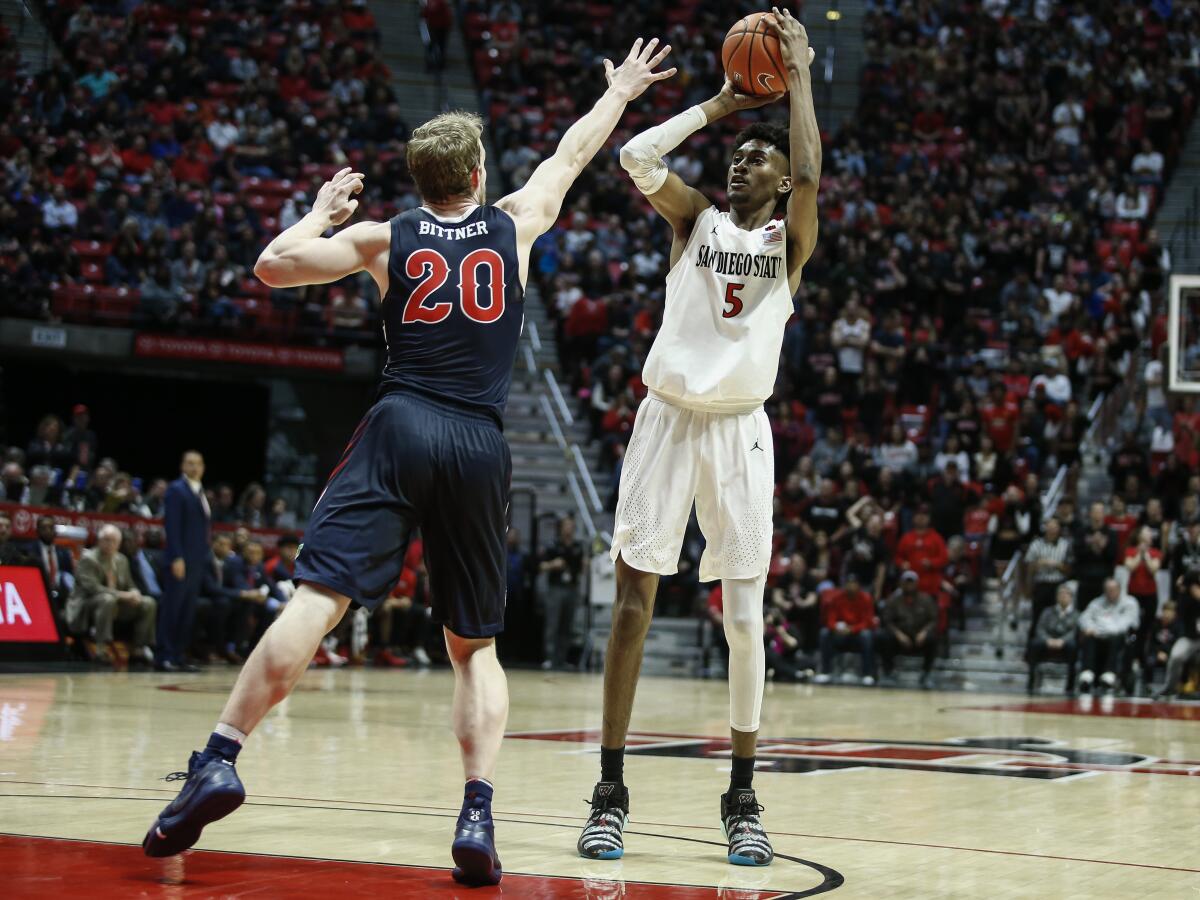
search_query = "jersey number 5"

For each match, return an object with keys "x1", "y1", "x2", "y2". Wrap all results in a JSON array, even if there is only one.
[
  {"x1": 403, "y1": 248, "x2": 506, "y2": 325},
  {"x1": 722, "y1": 282, "x2": 745, "y2": 319}
]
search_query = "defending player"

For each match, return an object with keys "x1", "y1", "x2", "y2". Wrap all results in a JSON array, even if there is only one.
[
  {"x1": 141, "y1": 38, "x2": 676, "y2": 887},
  {"x1": 577, "y1": 10, "x2": 818, "y2": 867}
]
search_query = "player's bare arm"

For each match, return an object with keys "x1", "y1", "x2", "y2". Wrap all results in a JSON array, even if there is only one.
[
  {"x1": 770, "y1": 7, "x2": 820, "y2": 289},
  {"x1": 254, "y1": 167, "x2": 392, "y2": 294},
  {"x1": 621, "y1": 82, "x2": 780, "y2": 264},
  {"x1": 496, "y1": 37, "x2": 676, "y2": 286}
]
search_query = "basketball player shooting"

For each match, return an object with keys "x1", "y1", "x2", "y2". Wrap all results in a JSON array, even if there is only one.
[
  {"x1": 140, "y1": 38, "x2": 676, "y2": 888},
  {"x1": 578, "y1": 9, "x2": 818, "y2": 867}
]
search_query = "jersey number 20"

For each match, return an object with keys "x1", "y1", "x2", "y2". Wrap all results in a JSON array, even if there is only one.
[{"x1": 403, "y1": 248, "x2": 506, "y2": 324}]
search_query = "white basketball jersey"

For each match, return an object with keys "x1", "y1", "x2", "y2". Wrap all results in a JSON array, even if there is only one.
[{"x1": 642, "y1": 206, "x2": 794, "y2": 413}]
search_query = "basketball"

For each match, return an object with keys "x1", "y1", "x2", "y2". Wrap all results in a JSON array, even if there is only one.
[{"x1": 722, "y1": 12, "x2": 787, "y2": 96}]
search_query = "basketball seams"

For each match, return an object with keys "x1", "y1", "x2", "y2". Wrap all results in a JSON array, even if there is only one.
[
  {"x1": 722, "y1": 20, "x2": 750, "y2": 85},
  {"x1": 761, "y1": 18, "x2": 787, "y2": 88},
  {"x1": 748, "y1": 16, "x2": 763, "y2": 95}
]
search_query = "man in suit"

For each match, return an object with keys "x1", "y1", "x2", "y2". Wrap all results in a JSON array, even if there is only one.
[
  {"x1": 159, "y1": 450, "x2": 211, "y2": 671},
  {"x1": 67, "y1": 524, "x2": 156, "y2": 667},
  {"x1": 24, "y1": 515, "x2": 75, "y2": 623}
]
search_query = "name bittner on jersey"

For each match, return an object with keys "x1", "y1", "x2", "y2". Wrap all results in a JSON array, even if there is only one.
[{"x1": 695, "y1": 243, "x2": 782, "y2": 279}]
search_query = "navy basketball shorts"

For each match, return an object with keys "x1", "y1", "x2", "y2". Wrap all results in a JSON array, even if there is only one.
[{"x1": 294, "y1": 390, "x2": 511, "y2": 638}]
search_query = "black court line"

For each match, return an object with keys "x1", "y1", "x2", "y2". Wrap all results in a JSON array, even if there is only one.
[{"x1": 0, "y1": 797, "x2": 842, "y2": 898}]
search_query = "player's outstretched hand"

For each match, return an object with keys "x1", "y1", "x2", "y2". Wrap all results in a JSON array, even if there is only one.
[
  {"x1": 313, "y1": 167, "x2": 365, "y2": 227},
  {"x1": 604, "y1": 37, "x2": 676, "y2": 102},
  {"x1": 768, "y1": 7, "x2": 816, "y2": 70},
  {"x1": 717, "y1": 78, "x2": 784, "y2": 111}
]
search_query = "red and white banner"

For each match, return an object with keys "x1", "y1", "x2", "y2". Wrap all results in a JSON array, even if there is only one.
[
  {"x1": 134, "y1": 334, "x2": 343, "y2": 372},
  {"x1": 0, "y1": 567, "x2": 60, "y2": 643},
  {"x1": 0, "y1": 502, "x2": 296, "y2": 550}
]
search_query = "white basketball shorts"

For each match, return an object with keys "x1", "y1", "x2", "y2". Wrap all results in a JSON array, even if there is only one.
[{"x1": 609, "y1": 395, "x2": 774, "y2": 582}]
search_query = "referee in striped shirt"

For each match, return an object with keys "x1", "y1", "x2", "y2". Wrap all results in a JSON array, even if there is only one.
[{"x1": 1025, "y1": 517, "x2": 1073, "y2": 644}]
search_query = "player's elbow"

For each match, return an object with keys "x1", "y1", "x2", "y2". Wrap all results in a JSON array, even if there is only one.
[
  {"x1": 792, "y1": 163, "x2": 820, "y2": 187},
  {"x1": 254, "y1": 252, "x2": 287, "y2": 288},
  {"x1": 618, "y1": 144, "x2": 641, "y2": 174}
]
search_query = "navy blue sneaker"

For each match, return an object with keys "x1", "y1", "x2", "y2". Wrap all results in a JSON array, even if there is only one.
[
  {"x1": 142, "y1": 751, "x2": 245, "y2": 857},
  {"x1": 450, "y1": 795, "x2": 502, "y2": 886}
]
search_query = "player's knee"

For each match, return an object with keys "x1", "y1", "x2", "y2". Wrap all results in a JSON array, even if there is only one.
[
  {"x1": 723, "y1": 608, "x2": 761, "y2": 647},
  {"x1": 444, "y1": 629, "x2": 494, "y2": 666},
  {"x1": 611, "y1": 592, "x2": 653, "y2": 635}
]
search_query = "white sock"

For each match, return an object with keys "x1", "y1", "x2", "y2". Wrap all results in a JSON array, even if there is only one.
[{"x1": 214, "y1": 722, "x2": 247, "y2": 744}]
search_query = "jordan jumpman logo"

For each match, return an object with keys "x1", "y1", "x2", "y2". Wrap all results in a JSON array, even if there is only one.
[{"x1": 750, "y1": 440, "x2": 765, "y2": 452}]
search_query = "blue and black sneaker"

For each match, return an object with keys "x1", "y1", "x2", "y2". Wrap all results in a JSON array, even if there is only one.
[
  {"x1": 577, "y1": 781, "x2": 629, "y2": 860},
  {"x1": 720, "y1": 788, "x2": 774, "y2": 866},
  {"x1": 451, "y1": 793, "x2": 502, "y2": 886},
  {"x1": 142, "y1": 751, "x2": 245, "y2": 857}
]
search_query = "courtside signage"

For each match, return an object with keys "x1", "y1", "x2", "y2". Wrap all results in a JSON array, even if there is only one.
[{"x1": 0, "y1": 567, "x2": 60, "y2": 643}]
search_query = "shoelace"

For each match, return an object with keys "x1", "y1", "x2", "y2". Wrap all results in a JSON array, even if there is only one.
[
  {"x1": 727, "y1": 797, "x2": 766, "y2": 833},
  {"x1": 581, "y1": 797, "x2": 626, "y2": 832},
  {"x1": 164, "y1": 771, "x2": 190, "y2": 783}
]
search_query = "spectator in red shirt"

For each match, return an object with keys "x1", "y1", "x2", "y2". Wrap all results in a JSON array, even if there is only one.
[
  {"x1": 1123, "y1": 525, "x2": 1163, "y2": 664},
  {"x1": 980, "y1": 382, "x2": 1021, "y2": 454},
  {"x1": 1106, "y1": 495, "x2": 1138, "y2": 556},
  {"x1": 895, "y1": 504, "x2": 949, "y2": 598},
  {"x1": 172, "y1": 144, "x2": 210, "y2": 186},
  {"x1": 120, "y1": 134, "x2": 154, "y2": 176},
  {"x1": 815, "y1": 571, "x2": 877, "y2": 685},
  {"x1": 376, "y1": 565, "x2": 430, "y2": 667}
]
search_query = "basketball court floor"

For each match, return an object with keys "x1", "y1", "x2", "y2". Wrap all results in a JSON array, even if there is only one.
[{"x1": 2, "y1": 668, "x2": 1197, "y2": 897}]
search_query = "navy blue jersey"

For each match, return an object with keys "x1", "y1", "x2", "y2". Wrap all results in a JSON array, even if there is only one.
[{"x1": 378, "y1": 205, "x2": 524, "y2": 423}]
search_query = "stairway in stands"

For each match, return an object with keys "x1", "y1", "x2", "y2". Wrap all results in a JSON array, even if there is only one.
[
  {"x1": 1, "y1": 0, "x2": 54, "y2": 72},
  {"x1": 803, "y1": 0, "x2": 867, "y2": 133},
  {"x1": 1158, "y1": 115, "x2": 1200, "y2": 273},
  {"x1": 371, "y1": 2, "x2": 500, "y2": 186}
]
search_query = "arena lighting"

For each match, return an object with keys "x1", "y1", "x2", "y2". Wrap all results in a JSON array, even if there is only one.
[{"x1": 826, "y1": 9, "x2": 842, "y2": 20}]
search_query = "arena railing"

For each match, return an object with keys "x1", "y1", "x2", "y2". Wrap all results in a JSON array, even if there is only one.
[{"x1": 992, "y1": 385, "x2": 1110, "y2": 660}]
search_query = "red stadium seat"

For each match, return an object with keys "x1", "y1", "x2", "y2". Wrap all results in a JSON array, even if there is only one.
[{"x1": 71, "y1": 240, "x2": 112, "y2": 260}]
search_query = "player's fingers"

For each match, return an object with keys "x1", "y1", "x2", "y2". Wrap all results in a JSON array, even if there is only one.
[
  {"x1": 628, "y1": 37, "x2": 643, "y2": 60},
  {"x1": 648, "y1": 43, "x2": 672, "y2": 68},
  {"x1": 333, "y1": 166, "x2": 352, "y2": 181},
  {"x1": 603, "y1": 58, "x2": 614, "y2": 80},
  {"x1": 346, "y1": 199, "x2": 359, "y2": 216},
  {"x1": 651, "y1": 66, "x2": 677, "y2": 82},
  {"x1": 640, "y1": 37, "x2": 659, "y2": 62}
]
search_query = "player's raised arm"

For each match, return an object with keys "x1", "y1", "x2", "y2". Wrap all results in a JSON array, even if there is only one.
[
  {"x1": 495, "y1": 38, "x2": 675, "y2": 270},
  {"x1": 770, "y1": 7, "x2": 820, "y2": 272},
  {"x1": 621, "y1": 81, "x2": 781, "y2": 242},
  {"x1": 254, "y1": 168, "x2": 391, "y2": 290}
]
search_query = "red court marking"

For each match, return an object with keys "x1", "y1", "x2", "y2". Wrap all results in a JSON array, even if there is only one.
[
  {"x1": 957, "y1": 699, "x2": 1200, "y2": 721},
  {"x1": 0, "y1": 835, "x2": 782, "y2": 899}
]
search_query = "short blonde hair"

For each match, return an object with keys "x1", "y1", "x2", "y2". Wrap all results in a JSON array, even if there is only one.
[{"x1": 406, "y1": 111, "x2": 483, "y2": 202}]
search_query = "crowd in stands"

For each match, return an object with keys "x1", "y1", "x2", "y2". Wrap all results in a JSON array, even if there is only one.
[
  {"x1": 2, "y1": 404, "x2": 302, "y2": 527},
  {"x1": 462, "y1": 0, "x2": 1200, "y2": 692},
  {"x1": 0, "y1": 0, "x2": 410, "y2": 344},
  {"x1": 1, "y1": 401, "x2": 587, "y2": 672}
]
